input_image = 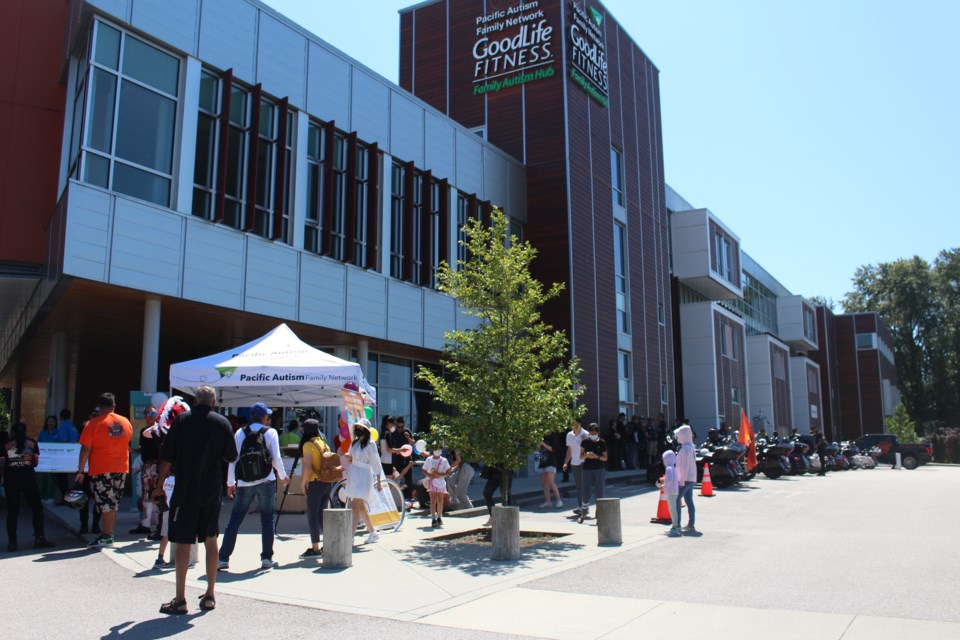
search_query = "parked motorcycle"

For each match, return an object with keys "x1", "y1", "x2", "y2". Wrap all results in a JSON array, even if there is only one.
[{"x1": 755, "y1": 437, "x2": 793, "y2": 479}]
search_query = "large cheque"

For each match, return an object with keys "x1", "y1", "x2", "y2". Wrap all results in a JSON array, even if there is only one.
[{"x1": 36, "y1": 443, "x2": 82, "y2": 473}]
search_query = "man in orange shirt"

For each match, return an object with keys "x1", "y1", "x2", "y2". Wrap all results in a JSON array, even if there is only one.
[{"x1": 75, "y1": 392, "x2": 133, "y2": 547}]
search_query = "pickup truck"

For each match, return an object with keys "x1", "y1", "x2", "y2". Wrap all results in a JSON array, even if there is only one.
[{"x1": 854, "y1": 434, "x2": 933, "y2": 470}]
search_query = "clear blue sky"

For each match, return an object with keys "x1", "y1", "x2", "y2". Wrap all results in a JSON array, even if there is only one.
[{"x1": 262, "y1": 0, "x2": 959, "y2": 305}]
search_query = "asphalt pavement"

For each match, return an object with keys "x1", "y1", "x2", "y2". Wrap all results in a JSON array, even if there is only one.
[{"x1": 1, "y1": 463, "x2": 958, "y2": 639}]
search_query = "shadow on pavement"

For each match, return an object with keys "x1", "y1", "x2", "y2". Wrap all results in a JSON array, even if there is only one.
[
  {"x1": 100, "y1": 614, "x2": 199, "y2": 639},
  {"x1": 396, "y1": 538, "x2": 583, "y2": 577},
  {"x1": 32, "y1": 546, "x2": 100, "y2": 562}
]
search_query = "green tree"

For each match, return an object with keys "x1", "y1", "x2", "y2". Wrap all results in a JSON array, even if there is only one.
[
  {"x1": 417, "y1": 208, "x2": 584, "y2": 504},
  {"x1": 885, "y1": 402, "x2": 920, "y2": 443},
  {"x1": 807, "y1": 295, "x2": 836, "y2": 312},
  {"x1": 0, "y1": 388, "x2": 10, "y2": 432}
]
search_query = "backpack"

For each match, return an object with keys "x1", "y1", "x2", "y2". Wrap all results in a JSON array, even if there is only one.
[
  {"x1": 235, "y1": 426, "x2": 273, "y2": 482},
  {"x1": 318, "y1": 450, "x2": 343, "y2": 483}
]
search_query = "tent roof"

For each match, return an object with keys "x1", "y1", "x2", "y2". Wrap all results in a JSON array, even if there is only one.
[{"x1": 169, "y1": 324, "x2": 376, "y2": 407}]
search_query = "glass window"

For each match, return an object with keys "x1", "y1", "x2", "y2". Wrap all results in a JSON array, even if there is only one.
[
  {"x1": 658, "y1": 303, "x2": 665, "y2": 325},
  {"x1": 391, "y1": 163, "x2": 406, "y2": 278},
  {"x1": 856, "y1": 333, "x2": 876, "y2": 350},
  {"x1": 731, "y1": 387, "x2": 740, "y2": 404},
  {"x1": 611, "y1": 147, "x2": 624, "y2": 206},
  {"x1": 352, "y1": 143, "x2": 370, "y2": 267},
  {"x1": 93, "y1": 23, "x2": 120, "y2": 70},
  {"x1": 379, "y1": 356, "x2": 411, "y2": 388},
  {"x1": 456, "y1": 192, "x2": 470, "y2": 265},
  {"x1": 617, "y1": 350, "x2": 632, "y2": 404},
  {"x1": 122, "y1": 36, "x2": 179, "y2": 96},
  {"x1": 330, "y1": 134, "x2": 347, "y2": 259},
  {"x1": 305, "y1": 121, "x2": 324, "y2": 253},
  {"x1": 614, "y1": 223, "x2": 629, "y2": 334},
  {"x1": 79, "y1": 21, "x2": 179, "y2": 207}
]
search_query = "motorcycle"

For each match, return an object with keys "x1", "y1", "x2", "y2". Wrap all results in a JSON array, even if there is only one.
[
  {"x1": 787, "y1": 438, "x2": 812, "y2": 475},
  {"x1": 755, "y1": 437, "x2": 793, "y2": 479}
]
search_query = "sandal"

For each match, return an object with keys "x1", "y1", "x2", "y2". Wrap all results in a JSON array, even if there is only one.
[
  {"x1": 198, "y1": 594, "x2": 216, "y2": 611},
  {"x1": 159, "y1": 598, "x2": 187, "y2": 615}
]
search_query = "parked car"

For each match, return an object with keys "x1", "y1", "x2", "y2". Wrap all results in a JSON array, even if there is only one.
[{"x1": 854, "y1": 434, "x2": 933, "y2": 470}]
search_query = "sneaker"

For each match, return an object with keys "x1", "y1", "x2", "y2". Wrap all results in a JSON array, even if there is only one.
[
  {"x1": 667, "y1": 528, "x2": 681, "y2": 537},
  {"x1": 261, "y1": 558, "x2": 278, "y2": 569},
  {"x1": 437, "y1": 517, "x2": 443, "y2": 526},
  {"x1": 129, "y1": 525, "x2": 151, "y2": 535},
  {"x1": 539, "y1": 501, "x2": 552, "y2": 508},
  {"x1": 188, "y1": 561, "x2": 197, "y2": 569},
  {"x1": 681, "y1": 525, "x2": 697, "y2": 534},
  {"x1": 216, "y1": 560, "x2": 229, "y2": 571},
  {"x1": 481, "y1": 518, "x2": 492, "y2": 527},
  {"x1": 88, "y1": 534, "x2": 114, "y2": 547},
  {"x1": 147, "y1": 531, "x2": 163, "y2": 542},
  {"x1": 431, "y1": 518, "x2": 438, "y2": 528},
  {"x1": 299, "y1": 548, "x2": 322, "y2": 559},
  {"x1": 33, "y1": 537, "x2": 55, "y2": 549},
  {"x1": 554, "y1": 499, "x2": 563, "y2": 508},
  {"x1": 364, "y1": 532, "x2": 380, "y2": 544},
  {"x1": 153, "y1": 557, "x2": 171, "y2": 570}
]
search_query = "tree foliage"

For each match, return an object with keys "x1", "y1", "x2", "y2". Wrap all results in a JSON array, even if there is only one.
[
  {"x1": 807, "y1": 295, "x2": 836, "y2": 312},
  {"x1": 885, "y1": 403, "x2": 920, "y2": 443},
  {"x1": 0, "y1": 388, "x2": 10, "y2": 433},
  {"x1": 842, "y1": 249, "x2": 960, "y2": 430},
  {"x1": 417, "y1": 208, "x2": 584, "y2": 503}
]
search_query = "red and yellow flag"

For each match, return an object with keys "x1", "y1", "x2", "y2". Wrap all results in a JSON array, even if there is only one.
[{"x1": 739, "y1": 408, "x2": 757, "y2": 471}]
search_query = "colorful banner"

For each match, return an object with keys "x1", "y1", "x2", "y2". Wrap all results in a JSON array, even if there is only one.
[
  {"x1": 368, "y1": 483, "x2": 402, "y2": 528},
  {"x1": 341, "y1": 388, "x2": 365, "y2": 427}
]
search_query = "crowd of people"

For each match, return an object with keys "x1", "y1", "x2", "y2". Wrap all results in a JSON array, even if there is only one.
[{"x1": 2, "y1": 388, "x2": 701, "y2": 615}]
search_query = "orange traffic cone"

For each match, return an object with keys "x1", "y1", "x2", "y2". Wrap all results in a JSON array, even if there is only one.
[
  {"x1": 650, "y1": 486, "x2": 673, "y2": 524},
  {"x1": 700, "y1": 462, "x2": 715, "y2": 497}
]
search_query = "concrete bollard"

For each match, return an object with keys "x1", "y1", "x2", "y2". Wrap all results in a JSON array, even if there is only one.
[
  {"x1": 491, "y1": 505, "x2": 520, "y2": 561},
  {"x1": 894, "y1": 452, "x2": 902, "y2": 469},
  {"x1": 596, "y1": 498, "x2": 622, "y2": 546},
  {"x1": 322, "y1": 508, "x2": 353, "y2": 569}
]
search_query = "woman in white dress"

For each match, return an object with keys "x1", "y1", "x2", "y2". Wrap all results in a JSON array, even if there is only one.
[{"x1": 344, "y1": 418, "x2": 383, "y2": 544}]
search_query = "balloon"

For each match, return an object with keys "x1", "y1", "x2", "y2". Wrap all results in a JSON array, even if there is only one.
[
  {"x1": 150, "y1": 392, "x2": 168, "y2": 409},
  {"x1": 339, "y1": 438, "x2": 350, "y2": 454},
  {"x1": 399, "y1": 444, "x2": 413, "y2": 458},
  {"x1": 369, "y1": 427, "x2": 379, "y2": 443},
  {"x1": 415, "y1": 439, "x2": 427, "y2": 455},
  {"x1": 343, "y1": 382, "x2": 359, "y2": 391},
  {"x1": 364, "y1": 406, "x2": 374, "y2": 420},
  {"x1": 339, "y1": 424, "x2": 350, "y2": 439}
]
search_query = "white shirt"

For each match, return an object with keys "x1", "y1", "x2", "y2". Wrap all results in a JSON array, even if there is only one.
[
  {"x1": 227, "y1": 424, "x2": 288, "y2": 487},
  {"x1": 566, "y1": 429, "x2": 588, "y2": 466}
]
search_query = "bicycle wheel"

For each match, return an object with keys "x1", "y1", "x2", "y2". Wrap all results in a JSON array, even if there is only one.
[{"x1": 329, "y1": 478, "x2": 406, "y2": 533}]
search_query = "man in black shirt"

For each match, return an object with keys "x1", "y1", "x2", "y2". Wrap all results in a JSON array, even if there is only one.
[
  {"x1": 578, "y1": 423, "x2": 608, "y2": 523},
  {"x1": 155, "y1": 386, "x2": 238, "y2": 615}
]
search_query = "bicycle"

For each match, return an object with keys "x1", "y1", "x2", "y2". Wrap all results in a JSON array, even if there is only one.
[{"x1": 330, "y1": 476, "x2": 407, "y2": 533}]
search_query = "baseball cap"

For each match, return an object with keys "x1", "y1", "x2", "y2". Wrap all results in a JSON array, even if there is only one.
[{"x1": 250, "y1": 402, "x2": 273, "y2": 420}]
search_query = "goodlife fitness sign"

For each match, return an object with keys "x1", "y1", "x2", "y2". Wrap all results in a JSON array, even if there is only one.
[
  {"x1": 472, "y1": 1, "x2": 556, "y2": 95},
  {"x1": 568, "y1": 0, "x2": 608, "y2": 107}
]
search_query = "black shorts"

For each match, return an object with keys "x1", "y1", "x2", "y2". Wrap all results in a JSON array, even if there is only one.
[
  {"x1": 168, "y1": 500, "x2": 221, "y2": 544},
  {"x1": 381, "y1": 462, "x2": 395, "y2": 476}
]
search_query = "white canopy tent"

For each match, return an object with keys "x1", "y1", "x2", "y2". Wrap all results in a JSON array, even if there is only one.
[{"x1": 169, "y1": 323, "x2": 376, "y2": 407}]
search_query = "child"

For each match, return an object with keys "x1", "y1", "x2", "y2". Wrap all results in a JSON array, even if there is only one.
[
  {"x1": 659, "y1": 450, "x2": 681, "y2": 536},
  {"x1": 422, "y1": 444, "x2": 451, "y2": 528}
]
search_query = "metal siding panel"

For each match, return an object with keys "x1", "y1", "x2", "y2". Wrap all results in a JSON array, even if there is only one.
[
  {"x1": 387, "y1": 281, "x2": 423, "y2": 345},
  {"x1": 131, "y1": 0, "x2": 198, "y2": 55},
  {"x1": 424, "y1": 112, "x2": 455, "y2": 181},
  {"x1": 85, "y1": 0, "x2": 129, "y2": 21},
  {"x1": 63, "y1": 185, "x2": 112, "y2": 281},
  {"x1": 389, "y1": 91, "x2": 424, "y2": 165},
  {"x1": 423, "y1": 292, "x2": 455, "y2": 351},
  {"x1": 483, "y1": 151, "x2": 509, "y2": 210},
  {"x1": 345, "y1": 269, "x2": 387, "y2": 338},
  {"x1": 307, "y1": 43, "x2": 350, "y2": 124},
  {"x1": 455, "y1": 130, "x2": 482, "y2": 196},
  {"x1": 109, "y1": 199, "x2": 181, "y2": 295},
  {"x1": 456, "y1": 302, "x2": 481, "y2": 331},
  {"x1": 256, "y1": 13, "x2": 306, "y2": 107},
  {"x1": 509, "y1": 164, "x2": 527, "y2": 222},
  {"x1": 198, "y1": 0, "x2": 256, "y2": 83},
  {"x1": 182, "y1": 220, "x2": 244, "y2": 309},
  {"x1": 299, "y1": 257, "x2": 346, "y2": 330},
  {"x1": 245, "y1": 241, "x2": 298, "y2": 317},
  {"x1": 351, "y1": 70, "x2": 389, "y2": 146}
]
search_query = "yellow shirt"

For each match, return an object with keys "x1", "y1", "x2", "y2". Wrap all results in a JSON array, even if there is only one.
[{"x1": 302, "y1": 437, "x2": 330, "y2": 483}]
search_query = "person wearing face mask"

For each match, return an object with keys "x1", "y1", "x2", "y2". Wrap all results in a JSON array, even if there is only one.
[
  {"x1": 379, "y1": 416, "x2": 397, "y2": 477},
  {"x1": 422, "y1": 443, "x2": 451, "y2": 527},
  {"x1": 577, "y1": 423, "x2": 608, "y2": 524},
  {"x1": 343, "y1": 419, "x2": 383, "y2": 544},
  {"x1": 3, "y1": 422, "x2": 55, "y2": 551}
]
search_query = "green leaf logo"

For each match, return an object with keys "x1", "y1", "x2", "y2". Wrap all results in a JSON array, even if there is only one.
[
  {"x1": 215, "y1": 366, "x2": 237, "y2": 379},
  {"x1": 588, "y1": 6, "x2": 603, "y2": 28}
]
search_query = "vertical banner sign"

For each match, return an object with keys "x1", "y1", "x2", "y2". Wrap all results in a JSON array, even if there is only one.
[
  {"x1": 568, "y1": 1, "x2": 609, "y2": 107},
  {"x1": 473, "y1": 1, "x2": 556, "y2": 95},
  {"x1": 341, "y1": 388, "x2": 365, "y2": 427},
  {"x1": 367, "y1": 483, "x2": 402, "y2": 528}
]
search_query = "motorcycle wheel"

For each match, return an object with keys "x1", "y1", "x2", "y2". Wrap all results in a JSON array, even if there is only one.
[{"x1": 763, "y1": 468, "x2": 782, "y2": 479}]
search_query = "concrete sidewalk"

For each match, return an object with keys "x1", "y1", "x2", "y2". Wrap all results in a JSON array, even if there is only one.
[{"x1": 42, "y1": 469, "x2": 960, "y2": 640}]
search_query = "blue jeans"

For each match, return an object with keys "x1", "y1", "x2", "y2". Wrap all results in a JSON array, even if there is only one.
[
  {"x1": 676, "y1": 482, "x2": 695, "y2": 528},
  {"x1": 219, "y1": 480, "x2": 276, "y2": 561}
]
